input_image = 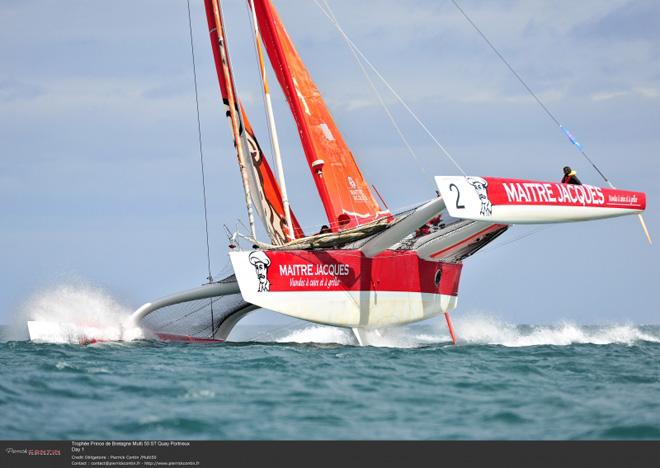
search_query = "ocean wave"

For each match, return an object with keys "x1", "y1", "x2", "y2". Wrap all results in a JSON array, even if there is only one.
[
  {"x1": 271, "y1": 313, "x2": 660, "y2": 348},
  {"x1": 8, "y1": 282, "x2": 658, "y2": 349},
  {"x1": 454, "y1": 313, "x2": 660, "y2": 347},
  {"x1": 275, "y1": 325, "x2": 355, "y2": 346}
]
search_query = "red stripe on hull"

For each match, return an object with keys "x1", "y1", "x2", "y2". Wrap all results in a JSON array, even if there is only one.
[
  {"x1": 248, "y1": 250, "x2": 462, "y2": 296},
  {"x1": 485, "y1": 177, "x2": 646, "y2": 210}
]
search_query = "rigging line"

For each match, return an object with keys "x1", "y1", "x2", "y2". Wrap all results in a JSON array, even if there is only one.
[
  {"x1": 245, "y1": 319, "x2": 302, "y2": 343},
  {"x1": 155, "y1": 297, "x2": 218, "y2": 330},
  {"x1": 480, "y1": 225, "x2": 553, "y2": 256},
  {"x1": 450, "y1": 0, "x2": 651, "y2": 245},
  {"x1": 314, "y1": 1, "x2": 467, "y2": 176},
  {"x1": 449, "y1": 0, "x2": 612, "y2": 186},
  {"x1": 315, "y1": 0, "x2": 432, "y2": 186},
  {"x1": 186, "y1": 0, "x2": 215, "y2": 335},
  {"x1": 212, "y1": 258, "x2": 234, "y2": 281},
  {"x1": 186, "y1": 0, "x2": 213, "y2": 282}
]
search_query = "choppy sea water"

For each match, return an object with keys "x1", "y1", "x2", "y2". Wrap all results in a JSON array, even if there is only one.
[{"x1": 1, "y1": 285, "x2": 660, "y2": 440}]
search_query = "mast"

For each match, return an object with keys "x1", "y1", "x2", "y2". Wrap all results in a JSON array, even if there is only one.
[
  {"x1": 247, "y1": 0, "x2": 294, "y2": 241},
  {"x1": 209, "y1": 0, "x2": 257, "y2": 239}
]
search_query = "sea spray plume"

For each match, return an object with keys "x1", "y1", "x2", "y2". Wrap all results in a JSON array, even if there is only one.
[
  {"x1": 14, "y1": 282, "x2": 144, "y2": 343},
  {"x1": 25, "y1": 283, "x2": 129, "y2": 324}
]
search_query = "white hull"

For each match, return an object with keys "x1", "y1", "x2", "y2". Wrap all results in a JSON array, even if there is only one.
[
  {"x1": 26, "y1": 320, "x2": 144, "y2": 344},
  {"x1": 230, "y1": 249, "x2": 461, "y2": 329},
  {"x1": 237, "y1": 290, "x2": 457, "y2": 329}
]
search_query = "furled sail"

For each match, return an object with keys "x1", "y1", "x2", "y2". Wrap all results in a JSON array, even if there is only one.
[
  {"x1": 252, "y1": 0, "x2": 389, "y2": 231},
  {"x1": 204, "y1": 0, "x2": 303, "y2": 244},
  {"x1": 241, "y1": 103, "x2": 305, "y2": 239}
]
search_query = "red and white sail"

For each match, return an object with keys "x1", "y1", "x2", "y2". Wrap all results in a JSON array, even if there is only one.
[
  {"x1": 251, "y1": 0, "x2": 389, "y2": 232},
  {"x1": 204, "y1": 0, "x2": 303, "y2": 244},
  {"x1": 241, "y1": 104, "x2": 305, "y2": 239}
]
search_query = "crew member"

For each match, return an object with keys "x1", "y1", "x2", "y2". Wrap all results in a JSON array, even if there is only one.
[
  {"x1": 561, "y1": 166, "x2": 582, "y2": 185},
  {"x1": 318, "y1": 224, "x2": 331, "y2": 234},
  {"x1": 415, "y1": 224, "x2": 431, "y2": 237},
  {"x1": 428, "y1": 215, "x2": 442, "y2": 227}
]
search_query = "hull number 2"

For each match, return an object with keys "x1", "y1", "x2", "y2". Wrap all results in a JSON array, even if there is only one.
[{"x1": 449, "y1": 183, "x2": 465, "y2": 209}]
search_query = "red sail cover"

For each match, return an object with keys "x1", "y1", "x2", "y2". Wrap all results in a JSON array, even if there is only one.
[
  {"x1": 252, "y1": 0, "x2": 388, "y2": 231},
  {"x1": 204, "y1": 0, "x2": 303, "y2": 243}
]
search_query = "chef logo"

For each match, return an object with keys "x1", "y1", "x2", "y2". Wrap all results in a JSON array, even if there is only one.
[
  {"x1": 249, "y1": 251, "x2": 271, "y2": 292},
  {"x1": 467, "y1": 177, "x2": 492, "y2": 216}
]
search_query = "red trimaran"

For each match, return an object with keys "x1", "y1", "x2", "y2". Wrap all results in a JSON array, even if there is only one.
[{"x1": 28, "y1": 0, "x2": 648, "y2": 346}]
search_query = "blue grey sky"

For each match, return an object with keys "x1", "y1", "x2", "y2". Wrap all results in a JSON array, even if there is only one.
[{"x1": 1, "y1": 0, "x2": 658, "y2": 325}]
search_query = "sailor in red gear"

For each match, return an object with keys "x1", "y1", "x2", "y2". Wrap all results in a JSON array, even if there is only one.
[{"x1": 561, "y1": 166, "x2": 582, "y2": 185}]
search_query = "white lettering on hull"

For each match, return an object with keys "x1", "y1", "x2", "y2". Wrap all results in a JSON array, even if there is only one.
[
  {"x1": 502, "y1": 182, "x2": 604, "y2": 206},
  {"x1": 279, "y1": 263, "x2": 350, "y2": 277}
]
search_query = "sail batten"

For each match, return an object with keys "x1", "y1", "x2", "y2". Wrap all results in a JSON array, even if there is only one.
[{"x1": 252, "y1": 0, "x2": 388, "y2": 232}]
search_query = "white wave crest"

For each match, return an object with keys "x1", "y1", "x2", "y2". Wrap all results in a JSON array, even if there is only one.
[
  {"x1": 271, "y1": 313, "x2": 660, "y2": 348},
  {"x1": 454, "y1": 313, "x2": 660, "y2": 347},
  {"x1": 274, "y1": 324, "x2": 443, "y2": 348},
  {"x1": 276, "y1": 325, "x2": 355, "y2": 345}
]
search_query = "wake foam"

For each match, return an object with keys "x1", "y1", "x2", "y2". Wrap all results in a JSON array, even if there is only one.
[
  {"x1": 275, "y1": 325, "x2": 355, "y2": 346},
  {"x1": 272, "y1": 313, "x2": 660, "y2": 348},
  {"x1": 11, "y1": 285, "x2": 658, "y2": 348},
  {"x1": 455, "y1": 313, "x2": 660, "y2": 347},
  {"x1": 274, "y1": 324, "x2": 443, "y2": 348},
  {"x1": 15, "y1": 282, "x2": 144, "y2": 343}
]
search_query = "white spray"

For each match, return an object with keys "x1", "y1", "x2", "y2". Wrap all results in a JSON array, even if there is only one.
[
  {"x1": 273, "y1": 312, "x2": 660, "y2": 348},
  {"x1": 14, "y1": 282, "x2": 144, "y2": 343}
]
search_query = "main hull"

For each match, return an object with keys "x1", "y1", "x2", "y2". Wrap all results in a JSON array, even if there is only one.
[{"x1": 230, "y1": 249, "x2": 462, "y2": 328}]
